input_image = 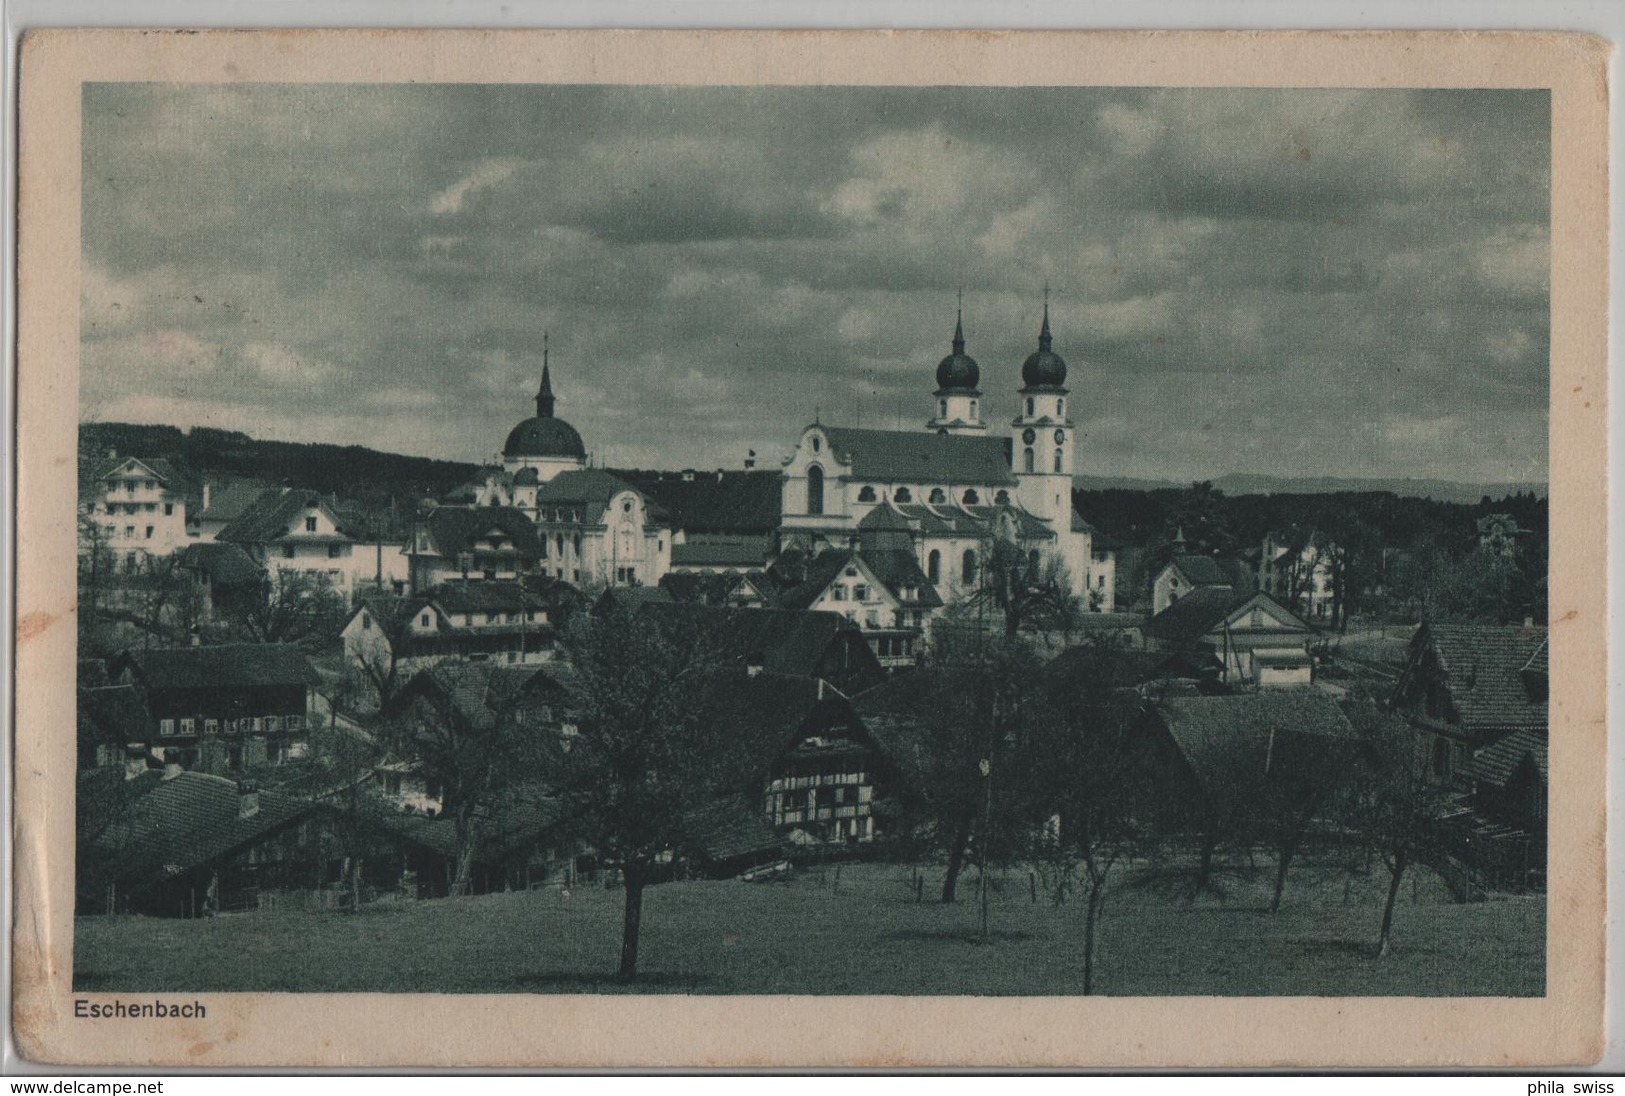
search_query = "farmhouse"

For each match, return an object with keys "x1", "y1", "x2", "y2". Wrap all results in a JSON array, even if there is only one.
[
  {"x1": 342, "y1": 581, "x2": 554, "y2": 678},
  {"x1": 109, "y1": 643, "x2": 318, "y2": 773},
  {"x1": 1143, "y1": 588, "x2": 1314, "y2": 689}
]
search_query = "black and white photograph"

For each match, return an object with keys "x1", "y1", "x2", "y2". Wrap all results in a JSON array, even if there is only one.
[{"x1": 14, "y1": 26, "x2": 1609, "y2": 1070}]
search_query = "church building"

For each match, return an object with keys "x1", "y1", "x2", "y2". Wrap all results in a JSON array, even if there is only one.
[{"x1": 779, "y1": 302, "x2": 1115, "y2": 611}]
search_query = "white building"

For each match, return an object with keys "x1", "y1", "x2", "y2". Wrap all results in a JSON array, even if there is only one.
[
  {"x1": 215, "y1": 486, "x2": 407, "y2": 597},
  {"x1": 88, "y1": 457, "x2": 196, "y2": 572},
  {"x1": 778, "y1": 303, "x2": 1114, "y2": 611}
]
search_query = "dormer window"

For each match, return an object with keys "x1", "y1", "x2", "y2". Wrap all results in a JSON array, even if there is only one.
[
  {"x1": 895, "y1": 487, "x2": 912, "y2": 503},
  {"x1": 963, "y1": 489, "x2": 979, "y2": 505},
  {"x1": 928, "y1": 488, "x2": 946, "y2": 505},
  {"x1": 857, "y1": 486, "x2": 876, "y2": 503}
]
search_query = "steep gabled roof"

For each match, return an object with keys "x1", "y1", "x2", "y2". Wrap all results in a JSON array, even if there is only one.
[
  {"x1": 669, "y1": 533, "x2": 774, "y2": 568},
  {"x1": 115, "y1": 644, "x2": 318, "y2": 691},
  {"x1": 198, "y1": 477, "x2": 272, "y2": 525},
  {"x1": 175, "y1": 542, "x2": 264, "y2": 586},
  {"x1": 1166, "y1": 554, "x2": 1231, "y2": 588},
  {"x1": 821, "y1": 427, "x2": 1016, "y2": 486},
  {"x1": 417, "y1": 506, "x2": 542, "y2": 560},
  {"x1": 1462, "y1": 728, "x2": 1547, "y2": 788},
  {"x1": 79, "y1": 684, "x2": 153, "y2": 742},
  {"x1": 216, "y1": 487, "x2": 353, "y2": 546},
  {"x1": 1144, "y1": 589, "x2": 1308, "y2": 647},
  {"x1": 533, "y1": 469, "x2": 666, "y2": 526},
  {"x1": 1422, "y1": 624, "x2": 1549, "y2": 737},
  {"x1": 424, "y1": 581, "x2": 546, "y2": 617}
]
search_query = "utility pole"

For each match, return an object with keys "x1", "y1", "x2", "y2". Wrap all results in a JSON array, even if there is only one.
[{"x1": 979, "y1": 756, "x2": 992, "y2": 942}]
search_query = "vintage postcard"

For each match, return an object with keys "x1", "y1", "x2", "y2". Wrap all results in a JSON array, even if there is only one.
[{"x1": 12, "y1": 29, "x2": 1609, "y2": 1068}]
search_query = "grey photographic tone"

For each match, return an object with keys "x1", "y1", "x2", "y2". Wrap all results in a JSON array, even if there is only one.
[{"x1": 74, "y1": 82, "x2": 1548, "y2": 998}]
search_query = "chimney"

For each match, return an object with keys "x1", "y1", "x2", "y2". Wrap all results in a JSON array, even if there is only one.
[
  {"x1": 237, "y1": 780, "x2": 260, "y2": 819},
  {"x1": 162, "y1": 761, "x2": 183, "y2": 780}
]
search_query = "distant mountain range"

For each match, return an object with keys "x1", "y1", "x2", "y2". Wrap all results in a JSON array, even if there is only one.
[{"x1": 1074, "y1": 474, "x2": 1547, "y2": 505}]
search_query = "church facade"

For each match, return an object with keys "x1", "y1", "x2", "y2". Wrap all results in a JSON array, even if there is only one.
[{"x1": 780, "y1": 304, "x2": 1114, "y2": 611}]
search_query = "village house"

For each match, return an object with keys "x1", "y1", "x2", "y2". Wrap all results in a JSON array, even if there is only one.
[
  {"x1": 768, "y1": 543, "x2": 942, "y2": 671},
  {"x1": 108, "y1": 643, "x2": 319, "y2": 773},
  {"x1": 1142, "y1": 588, "x2": 1315, "y2": 689},
  {"x1": 1150, "y1": 550, "x2": 1255, "y2": 616},
  {"x1": 342, "y1": 581, "x2": 555, "y2": 682},
  {"x1": 86, "y1": 456, "x2": 198, "y2": 573},
  {"x1": 77, "y1": 766, "x2": 320, "y2": 916},
  {"x1": 1391, "y1": 622, "x2": 1548, "y2": 889},
  {"x1": 406, "y1": 505, "x2": 544, "y2": 591},
  {"x1": 194, "y1": 475, "x2": 272, "y2": 542},
  {"x1": 657, "y1": 570, "x2": 774, "y2": 609},
  {"x1": 173, "y1": 541, "x2": 265, "y2": 621},
  {"x1": 214, "y1": 485, "x2": 408, "y2": 597}
]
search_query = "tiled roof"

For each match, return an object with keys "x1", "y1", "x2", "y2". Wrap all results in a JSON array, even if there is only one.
[
  {"x1": 1424, "y1": 624, "x2": 1549, "y2": 737},
  {"x1": 1150, "y1": 691, "x2": 1357, "y2": 808},
  {"x1": 1044, "y1": 645, "x2": 1186, "y2": 688},
  {"x1": 175, "y1": 542, "x2": 265, "y2": 586},
  {"x1": 891, "y1": 503, "x2": 990, "y2": 536},
  {"x1": 670, "y1": 533, "x2": 774, "y2": 568},
  {"x1": 1462, "y1": 727, "x2": 1547, "y2": 788},
  {"x1": 1168, "y1": 554, "x2": 1231, "y2": 587},
  {"x1": 821, "y1": 427, "x2": 1015, "y2": 486},
  {"x1": 1144, "y1": 589, "x2": 1307, "y2": 647},
  {"x1": 418, "y1": 506, "x2": 543, "y2": 559},
  {"x1": 639, "y1": 602, "x2": 879, "y2": 684},
  {"x1": 116, "y1": 644, "x2": 318, "y2": 691},
  {"x1": 658, "y1": 571, "x2": 763, "y2": 606},
  {"x1": 86, "y1": 769, "x2": 316, "y2": 886},
  {"x1": 394, "y1": 660, "x2": 553, "y2": 731},
  {"x1": 215, "y1": 487, "x2": 314, "y2": 545},
  {"x1": 772, "y1": 549, "x2": 942, "y2": 613},
  {"x1": 682, "y1": 796, "x2": 784, "y2": 865},
  {"x1": 534, "y1": 469, "x2": 664, "y2": 526},
  {"x1": 613, "y1": 469, "x2": 783, "y2": 535},
  {"x1": 425, "y1": 581, "x2": 546, "y2": 617},
  {"x1": 198, "y1": 478, "x2": 272, "y2": 525}
]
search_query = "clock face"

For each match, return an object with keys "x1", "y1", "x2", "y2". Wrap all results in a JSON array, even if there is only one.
[
  {"x1": 1053, "y1": 428, "x2": 1066, "y2": 445},
  {"x1": 1021, "y1": 427, "x2": 1036, "y2": 445}
]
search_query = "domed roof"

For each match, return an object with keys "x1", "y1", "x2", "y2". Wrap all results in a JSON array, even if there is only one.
[
  {"x1": 503, "y1": 351, "x2": 587, "y2": 462},
  {"x1": 503, "y1": 415, "x2": 586, "y2": 460},
  {"x1": 934, "y1": 310, "x2": 980, "y2": 392},
  {"x1": 1021, "y1": 302, "x2": 1068, "y2": 390}
]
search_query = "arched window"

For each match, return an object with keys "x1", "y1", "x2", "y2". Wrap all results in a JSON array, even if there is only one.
[
  {"x1": 969, "y1": 399, "x2": 978, "y2": 419},
  {"x1": 1057, "y1": 397, "x2": 1065, "y2": 417},
  {"x1": 807, "y1": 465, "x2": 825, "y2": 515},
  {"x1": 1054, "y1": 448, "x2": 1064, "y2": 473},
  {"x1": 857, "y1": 485, "x2": 876, "y2": 503},
  {"x1": 1023, "y1": 447, "x2": 1035, "y2": 473},
  {"x1": 928, "y1": 488, "x2": 946, "y2": 505},
  {"x1": 1026, "y1": 397, "x2": 1035, "y2": 417},
  {"x1": 927, "y1": 549, "x2": 941, "y2": 584},
  {"x1": 963, "y1": 489, "x2": 979, "y2": 505},
  {"x1": 895, "y1": 487, "x2": 912, "y2": 503},
  {"x1": 939, "y1": 400, "x2": 947, "y2": 419},
  {"x1": 994, "y1": 490, "x2": 1009, "y2": 505},
  {"x1": 962, "y1": 549, "x2": 978, "y2": 586}
]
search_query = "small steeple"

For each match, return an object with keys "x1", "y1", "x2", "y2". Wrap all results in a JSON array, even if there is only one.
[
  {"x1": 1038, "y1": 283, "x2": 1053, "y2": 352},
  {"x1": 952, "y1": 288, "x2": 965, "y2": 355},
  {"x1": 535, "y1": 332, "x2": 555, "y2": 418}
]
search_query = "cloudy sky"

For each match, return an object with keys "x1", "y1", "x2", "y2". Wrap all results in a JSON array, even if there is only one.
[{"x1": 82, "y1": 84, "x2": 1549, "y2": 483}]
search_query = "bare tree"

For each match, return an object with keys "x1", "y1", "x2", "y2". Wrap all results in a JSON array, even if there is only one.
[
  {"x1": 238, "y1": 568, "x2": 349, "y2": 652},
  {"x1": 972, "y1": 537, "x2": 1082, "y2": 641}
]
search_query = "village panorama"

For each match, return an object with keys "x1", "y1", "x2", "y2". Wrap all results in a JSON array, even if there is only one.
[{"x1": 74, "y1": 85, "x2": 1548, "y2": 997}]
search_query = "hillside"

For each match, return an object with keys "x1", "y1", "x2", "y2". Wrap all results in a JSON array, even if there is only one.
[{"x1": 1074, "y1": 473, "x2": 1547, "y2": 506}]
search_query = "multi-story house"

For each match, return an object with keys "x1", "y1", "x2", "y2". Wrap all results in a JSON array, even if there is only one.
[
  {"x1": 107, "y1": 643, "x2": 318, "y2": 773},
  {"x1": 341, "y1": 581, "x2": 555, "y2": 680},
  {"x1": 88, "y1": 457, "x2": 197, "y2": 573}
]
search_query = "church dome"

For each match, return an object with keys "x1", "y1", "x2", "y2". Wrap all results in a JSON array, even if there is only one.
[
  {"x1": 934, "y1": 310, "x2": 981, "y2": 392},
  {"x1": 503, "y1": 416, "x2": 586, "y2": 460},
  {"x1": 1021, "y1": 302, "x2": 1068, "y2": 390},
  {"x1": 503, "y1": 347, "x2": 587, "y2": 461}
]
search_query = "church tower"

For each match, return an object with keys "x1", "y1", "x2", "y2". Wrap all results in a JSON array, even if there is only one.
[
  {"x1": 1011, "y1": 295, "x2": 1074, "y2": 530},
  {"x1": 927, "y1": 297, "x2": 985, "y2": 434}
]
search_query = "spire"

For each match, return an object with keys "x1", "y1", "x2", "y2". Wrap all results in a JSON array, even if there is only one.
[
  {"x1": 535, "y1": 332, "x2": 555, "y2": 418},
  {"x1": 1038, "y1": 283, "x2": 1053, "y2": 351},
  {"x1": 952, "y1": 288, "x2": 965, "y2": 355}
]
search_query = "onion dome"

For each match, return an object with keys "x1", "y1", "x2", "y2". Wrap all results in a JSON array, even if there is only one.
[
  {"x1": 934, "y1": 308, "x2": 981, "y2": 393},
  {"x1": 1020, "y1": 298, "x2": 1069, "y2": 391},
  {"x1": 503, "y1": 345, "x2": 588, "y2": 460}
]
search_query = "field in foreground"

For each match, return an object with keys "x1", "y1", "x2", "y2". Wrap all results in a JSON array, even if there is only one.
[{"x1": 75, "y1": 859, "x2": 1544, "y2": 996}]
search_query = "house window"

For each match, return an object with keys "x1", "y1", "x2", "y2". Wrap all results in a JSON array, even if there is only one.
[
  {"x1": 124, "y1": 525, "x2": 135, "y2": 539},
  {"x1": 283, "y1": 545, "x2": 295, "y2": 559},
  {"x1": 204, "y1": 718, "x2": 218, "y2": 735},
  {"x1": 857, "y1": 485, "x2": 876, "y2": 503},
  {"x1": 927, "y1": 550, "x2": 941, "y2": 584},
  {"x1": 1054, "y1": 449, "x2": 1064, "y2": 473},
  {"x1": 179, "y1": 718, "x2": 195, "y2": 736},
  {"x1": 328, "y1": 544, "x2": 343, "y2": 559},
  {"x1": 420, "y1": 613, "x2": 431, "y2": 627},
  {"x1": 1026, "y1": 397, "x2": 1035, "y2": 417},
  {"x1": 962, "y1": 549, "x2": 978, "y2": 585},
  {"x1": 266, "y1": 716, "x2": 282, "y2": 733},
  {"x1": 145, "y1": 526, "x2": 154, "y2": 539},
  {"x1": 164, "y1": 503, "x2": 174, "y2": 516},
  {"x1": 305, "y1": 516, "x2": 317, "y2": 532},
  {"x1": 866, "y1": 610, "x2": 880, "y2": 628},
  {"x1": 854, "y1": 584, "x2": 870, "y2": 601},
  {"x1": 159, "y1": 718, "x2": 175, "y2": 736},
  {"x1": 807, "y1": 466, "x2": 825, "y2": 516},
  {"x1": 1023, "y1": 447, "x2": 1035, "y2": 473},
  {"x1": 831, "y1": 586, "x2": 847, "y2": 602}
]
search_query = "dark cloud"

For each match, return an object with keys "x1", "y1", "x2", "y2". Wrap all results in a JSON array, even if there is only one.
[{"x1": 81, "y1": 84, "x2": 1549, "y2": 484}]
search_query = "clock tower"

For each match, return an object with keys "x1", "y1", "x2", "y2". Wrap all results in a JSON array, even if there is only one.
[{"x1": 1011, "y1": 296, "x2": 1073, "y2": 531}]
